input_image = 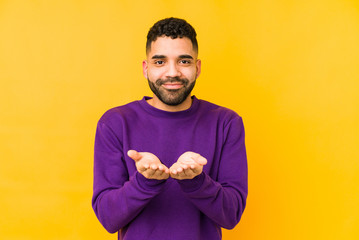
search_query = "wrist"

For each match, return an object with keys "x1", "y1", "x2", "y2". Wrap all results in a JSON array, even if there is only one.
[
  {"x1": 136, "y1": 171, "x2": 167, "y2": 189},
  {"x1": 176, "y1": 172, "x2": 205, "y2": 192}
]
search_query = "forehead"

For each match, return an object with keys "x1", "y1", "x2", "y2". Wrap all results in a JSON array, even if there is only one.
[{"x1": 147, "y1": 36, "x2": 196, "y2": 58}]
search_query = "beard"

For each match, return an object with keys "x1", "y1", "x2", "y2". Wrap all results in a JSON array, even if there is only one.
[{"x1": 147, "y1": 77, "x2": 196, "y2": 106}]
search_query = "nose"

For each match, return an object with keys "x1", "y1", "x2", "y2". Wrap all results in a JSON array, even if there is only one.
[{"x1": 165, "y1": 62, "x2": 181, "y2": 78}]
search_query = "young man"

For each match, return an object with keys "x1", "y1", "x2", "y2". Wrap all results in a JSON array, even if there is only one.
[{"x1": 92, "y1": 17, "x2": 248, "y2": 240}]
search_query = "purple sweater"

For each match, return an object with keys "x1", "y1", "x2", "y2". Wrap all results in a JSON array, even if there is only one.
[{"x1": 92, "y1": 96, "x2": 248, "y2": 240}]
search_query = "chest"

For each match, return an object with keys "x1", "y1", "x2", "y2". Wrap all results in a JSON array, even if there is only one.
[{"x1": 120, "y1": 115, "x2": 226, "y2": 179}]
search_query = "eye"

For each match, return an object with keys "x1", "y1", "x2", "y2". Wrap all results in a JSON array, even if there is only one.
[
  {"x1": 155, "y1": 60, "x2": 164, "y2": 65},
  {"x1": 179, "y1": 59, "x2": 191, "y2": 64}
]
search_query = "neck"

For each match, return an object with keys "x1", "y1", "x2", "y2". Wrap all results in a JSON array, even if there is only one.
[{"x1": 147, "y1": 95, "x2": 192, "y2": 112}]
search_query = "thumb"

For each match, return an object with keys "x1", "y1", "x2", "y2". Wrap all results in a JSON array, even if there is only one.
[
  {"x1": 193, "y1": 155, "x2": 207, "y2": 166},
  {"x1": 127, "y1": 150, "x2": 142, "y2": 162}
]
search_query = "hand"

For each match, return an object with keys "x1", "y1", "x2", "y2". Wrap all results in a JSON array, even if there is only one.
[
  {"x1": 169, "y1": 152, "x2": 207, "y2": 180},
  {"x1": 127, "y1": 150, "x2": 170, "y2": 180}
]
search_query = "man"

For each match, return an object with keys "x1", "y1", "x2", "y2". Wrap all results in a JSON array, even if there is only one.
[{"x1": 92, "y1": 17, "x2": 248, "y2": 240}]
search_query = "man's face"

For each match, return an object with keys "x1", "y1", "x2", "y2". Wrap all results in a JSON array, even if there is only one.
[{"x1": 143, "y1": 36, "x2": 201, "y2": 106}]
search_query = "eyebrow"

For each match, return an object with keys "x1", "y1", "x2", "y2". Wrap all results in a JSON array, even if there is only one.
[
  {"x1": 151, "y1": 55, "x2": 166, "y2": 59},
  {"x1": 151, "y1": 54, "x2": 194, "y2": 59},
  {"x1": 179, "y1": 54, "x2": 193, "y2": 59}
]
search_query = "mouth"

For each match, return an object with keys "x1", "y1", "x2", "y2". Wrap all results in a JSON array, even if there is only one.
[{"x1": 161, "y1": 82, "x2": 184, "y2": 90}]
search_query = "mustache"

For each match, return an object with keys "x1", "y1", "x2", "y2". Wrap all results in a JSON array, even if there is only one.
[{"x1": 155, "y1": 77, "x2": 189, "y2": 86}]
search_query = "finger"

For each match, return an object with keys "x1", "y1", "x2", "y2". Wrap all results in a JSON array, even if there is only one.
[
  {"x1": 158, "y1": 172, "x2": 169, "y2": 180},
  {"x1": 159, "y1": 166, "x2": 170, "y2": 178},
  {"x1": 170, "y1": 163, "x2": 186, "y2": 178},
  {"x1": 171, "y1": 163, "x2": 185, "y2": 174},
  {"x1": 150, "y1": 164, "x2": 159, "y2": 170},
  {"x1": 191, "y1": 165, "x2": 202, "y2": 174},
  {"x1": 150, "y1": 169, "x2": 161, "y2": 179},
  {"x1": 177, "y1": 170, "x2": 190, "y2": 179},
  {"x1": 159, "y1": 164, "x2": 170, "y2": 173},
  {"x1": 181, "y1": 166, "x2": 197, "y2": 178},
  {"x1": 152, "y1": 168, "x2": 169, "y2": 180},
  {"x1": 170, "y1": 165, "x2": 182, "y2": 175},
  {"x1": 180, "y1": 163, "x2": 189, "y2": 170},
  {"x1": 127, "y1": 150, "x2": 142, "y2": 162},
  {"x1": 137, "y1": 163, "x2": 149, "y2": 172},
  {"x1": 162, "y1": 172, "x2": 170, "y2": 179},
  {"x1": 193, "y1": 155, "x2": 207, "y2": 166},
  {"x1": 170, "y1": 171, "x2": 179, "y2": 179},
  {"x1": 183, "y1": 167, "x2": 192, "y2": 176},
  {"x1": 143, "y1": 168, "x2": 156, "y2": 177},
  {"x1": 169, "y1": 163, "x2": 178, "y2": 175}
]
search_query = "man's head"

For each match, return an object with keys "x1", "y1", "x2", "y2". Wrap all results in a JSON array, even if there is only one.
[
  {"x1": 143, "y1": 18, "x2": 201, "y2": 109},
  {"x1": 146, "y1": 17, "x2": 198, "y2": 54}
]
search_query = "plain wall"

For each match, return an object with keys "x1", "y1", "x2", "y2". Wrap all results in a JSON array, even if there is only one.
[{"x1": 1, "y1": 0, "x2": 358, "y2": 239}]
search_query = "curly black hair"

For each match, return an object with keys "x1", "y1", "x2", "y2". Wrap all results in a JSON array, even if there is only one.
[{"x1": 146, "y1": 17, "x2": 198, "y2": 53}]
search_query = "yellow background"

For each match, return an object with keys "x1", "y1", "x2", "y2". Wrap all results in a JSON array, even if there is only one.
[{"x1": 1, "y1": 0, "x2": 358, "y2": 239}]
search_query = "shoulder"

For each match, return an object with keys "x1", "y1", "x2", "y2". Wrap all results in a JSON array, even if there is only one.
[
  {"x1": 197, "y1": 99, "x2": 246, "y2": 144},
  {"x1": 197, "y1": 98, "x2": 243, "y2": 124},
  {"x1": 98, "y1": 100, "x2": 141, "y2": 126}
]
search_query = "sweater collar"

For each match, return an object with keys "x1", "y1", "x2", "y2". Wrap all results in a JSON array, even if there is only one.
[{"x1": 139, "y1": 95, "x2": 200, "y2": 118}]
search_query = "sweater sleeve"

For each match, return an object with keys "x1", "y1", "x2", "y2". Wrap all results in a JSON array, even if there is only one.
[
  {"x1": 92, "y1": 120, "x2": 166, "y2": 233},
  {"x1": 177, "y1": 116, "x2": 248, "y2": 229}
]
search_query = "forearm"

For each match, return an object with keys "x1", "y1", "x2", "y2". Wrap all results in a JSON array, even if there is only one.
[
  {"x1": 92, "y1": 172, "x2": 166, "y2": 233},
  {"x1": 177, "y1": 172, "x2": 247, "y2": 229},
  {"x1": 93, "y1": 121, "x2": 166, "y2": 232}
]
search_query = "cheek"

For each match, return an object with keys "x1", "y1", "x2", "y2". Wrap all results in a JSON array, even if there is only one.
[
  {"x1": 147, "y1": 68, "x2": 163, "y2": 79},
  {"x1": 183, "y1": 67, "x2": 197, "y2": 79}
]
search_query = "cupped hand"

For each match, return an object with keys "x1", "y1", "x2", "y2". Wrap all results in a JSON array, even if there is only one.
[
  {"x1": 169, "y1": 151, "x2": 207, "y2": 180},
  {"x1": 128, "y1": 150, "x2": 169, "y2": 180}
]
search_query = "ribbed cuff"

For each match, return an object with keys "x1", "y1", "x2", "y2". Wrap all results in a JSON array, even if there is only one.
[
  {"x1": 135, "y1": 171, "x2": 167, "y2": 190},
  {"x1": 177, "y1": 172, "x2": 205, "y2": 193}
]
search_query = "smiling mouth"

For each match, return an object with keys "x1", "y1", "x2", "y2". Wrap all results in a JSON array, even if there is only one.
[{"x1": 162, "y1": 83, "x2": 184, "y2": 90}]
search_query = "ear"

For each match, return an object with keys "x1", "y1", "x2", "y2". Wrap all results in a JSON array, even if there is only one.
[
  {"x1": 196, "y1": 59, "x2": 201, "y2": 79},
  {"x1": 142, "y1": 60, "x2": 148, "y2": 79}
]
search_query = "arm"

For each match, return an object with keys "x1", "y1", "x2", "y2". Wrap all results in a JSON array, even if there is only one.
[
  {"x1": 92, "y1": 121, "x2": 167, "y2": 233},
  {"x1": 175, "y1": 116, "x2": 248, "y2": 229}
]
